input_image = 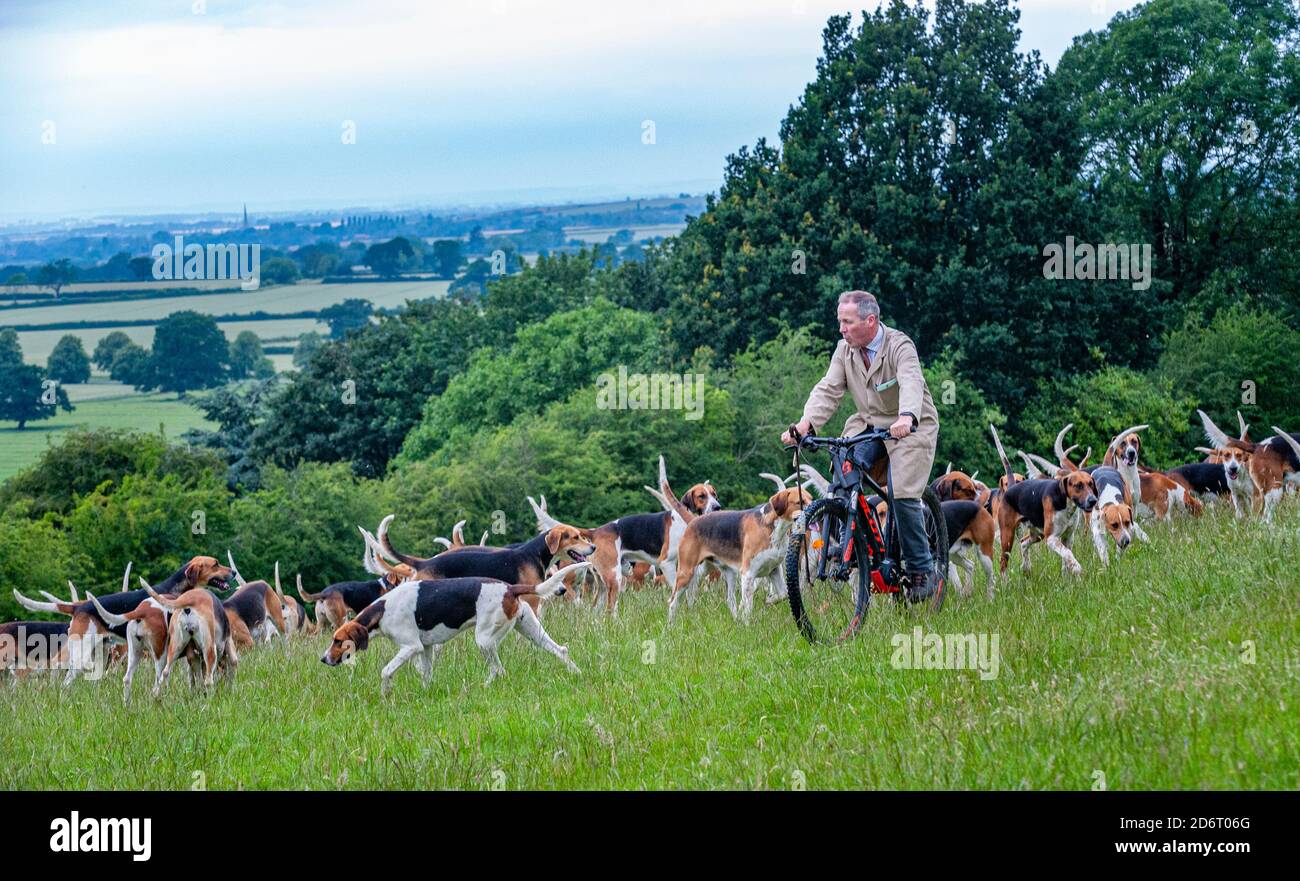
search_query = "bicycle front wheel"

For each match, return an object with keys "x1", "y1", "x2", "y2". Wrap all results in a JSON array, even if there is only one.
[{"x1": 785, "y1": 497, "x2": 869, "y2": 644}]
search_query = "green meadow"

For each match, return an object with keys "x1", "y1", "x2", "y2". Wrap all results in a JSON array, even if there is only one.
[
  {"x1": 2, "y1": 501, "x2": 1295, "y2": 790},
  {"x1": 0, "y1": 389, "x2": 215, "y2": 483}
]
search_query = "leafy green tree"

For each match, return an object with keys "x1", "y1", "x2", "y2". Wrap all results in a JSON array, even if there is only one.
[
  {"x1": 318, "y1": 298, "x2": 374, "y2": 339},
  {"x1": 65, "y1": 471, "x2": 233, "y2": 582},
  {"x1": 5, "y1": 272, "x2": 28, "y2": 287},
  {"x1": 0, "y1": 328, "x2": 22, "y2": 367},
  {"x1": 183, "y1": 378, "x2": 282, "y2": 492},
  {"x1": 260, "y1": 257, "x2": 300, "y2": 286},
  {"x1": 47, "y1": 335, "x2": 91, "y2": 384},
  {"x1": 254, "y1": 298, "x2": 488, "y2": 478},
  {"x1": 1158, "y1": 303, "x2": 1300, "y2": 448},
  {"x1": 0, "y1": 361, "x2": 72, "y2": 429},
  {"x1": 110, "y1": 342, "x2": 155, "y2": 389},
  {"x1": 430, "y1": 239, "x2": 463, "y2": 278},
  {"x1": 292, "y1": 331, "x2": 323, "y2": 368},
  {"x1": 36, "y1": 258, "x2": 78, "y2": 297},
  {"x1": 397, "y1": 299, "x2": 662, "y2": 464},
  {"x1": 226, "y1": 462, "x2": 390, "y2": 587},
  {"x1": 1056, "y1": 0, "x2": 1300, "y2": 322},
  {"x1": 129, "y1": 256, "x2": 153, "y2": 280},
  {"x1": 229, "y1": 331, "x2": 273, "y2": 379},
  {"x1": 149, "y1": 311, "x2": 230, "y2": 395},
  {"x1": 0, "y1": 511, "x2": 91, "y2": 621},
  {"x1": 93, "y1": 331, "x2": 134, "y2": 372},
  {"x1": 0, "y1": 427, "x2": 224, "y2": 519},
  {"x1": 294, "y1": 243, "x2": 341, "y2": 278},
  {"x1": 364, "y1": 236, "x2": 418, "y2": 277},
  {"x1": 1020, "y1": 366, "x2": 1198, "y2": 471}
]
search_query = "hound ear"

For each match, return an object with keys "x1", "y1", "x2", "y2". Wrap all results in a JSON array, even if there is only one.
[
  {"x1": 769, "y1": 491, "x2": 788, "y2": 517},
  {"x1": 545, "y1": 528, "x2": 562, "y2": 554},
  {"x1": 183, "y1": 559, "x2": 198, "y2": 584},
  {"x1": 345, "y1": 622, "x2": 369, "y2": 652}
]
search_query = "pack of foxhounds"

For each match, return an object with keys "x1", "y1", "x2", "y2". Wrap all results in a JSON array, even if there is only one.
[{"x1": 4, "y1": 409, "x2": 1298, "y2": 697}]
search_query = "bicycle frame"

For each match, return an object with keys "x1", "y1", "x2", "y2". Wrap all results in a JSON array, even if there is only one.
[{"x1": 800, "y1": 431, "x2": 904, "y2": 594}]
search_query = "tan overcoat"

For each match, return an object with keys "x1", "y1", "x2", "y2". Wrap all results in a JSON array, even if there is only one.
[{"x1": 800, "y1": 323, "x2": 939, "y2": 498}]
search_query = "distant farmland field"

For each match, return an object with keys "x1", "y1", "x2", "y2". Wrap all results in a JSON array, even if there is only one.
[
  {"x1": 0, "y1": 389, "x2": 216, "y2": 482},
  {"x1": 5, "y1": 279, "x2": 449, "y2": 366},
  {"x1": 564, "y1": 223, "x2": 686, "y2": 243}
]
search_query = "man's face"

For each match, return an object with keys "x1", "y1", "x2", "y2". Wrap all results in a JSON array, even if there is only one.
[{"x1": 837, "y1": 303, "x2": 878, "y2": 348}]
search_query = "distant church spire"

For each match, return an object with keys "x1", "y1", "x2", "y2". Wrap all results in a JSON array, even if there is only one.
[{"x1": 243, "y1": 203, "x2": 248, "y2": 228}]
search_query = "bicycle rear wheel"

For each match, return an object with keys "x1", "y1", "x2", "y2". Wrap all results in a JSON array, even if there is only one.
[
  {"x1": 886, "y1": 487, "x2": 950, "y2": 612},
  {"x1": 785, "y1": 497, "x2": 869, "y2": 643}
]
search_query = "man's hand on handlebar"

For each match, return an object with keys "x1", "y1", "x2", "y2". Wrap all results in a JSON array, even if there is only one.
[
  {"x1": 781, "y1": 419, "x2": 813, "y2": 448},
  {"x1": 888, "y1": 415, "x2": 914, "y2": 440}
]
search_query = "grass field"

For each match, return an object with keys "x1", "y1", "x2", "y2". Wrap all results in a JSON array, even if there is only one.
[
  {"x1": 0, "y1": 390, "x2": 215, "y2": 483},
  {"x1": 7, "y1": 279, "x2": 449, "y2": 365},
  {"x1": 1, "y1": 501, "x2": 1296, "y2": 790}
]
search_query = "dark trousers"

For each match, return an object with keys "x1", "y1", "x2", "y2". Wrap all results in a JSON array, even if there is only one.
[
  {"x1": 892, "y1": 497, "x2": 934, "y2": 574},
  {"x1": 850, "y1": 437, "x2": 933, "y2": 574}
]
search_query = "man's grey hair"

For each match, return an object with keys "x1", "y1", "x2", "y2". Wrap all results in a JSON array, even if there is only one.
[{"x1": 837, "y1": 290, "x2": 880, "y2": 320}]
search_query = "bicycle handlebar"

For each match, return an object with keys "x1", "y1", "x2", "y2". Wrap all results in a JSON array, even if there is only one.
[{"x1": 782, "y1": 426, "x2": 895, "y2": 453}]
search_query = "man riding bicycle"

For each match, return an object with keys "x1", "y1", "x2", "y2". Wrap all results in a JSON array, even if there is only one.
[{"x1": 780, "y1": 290, "x2": 941, "y2": 603}]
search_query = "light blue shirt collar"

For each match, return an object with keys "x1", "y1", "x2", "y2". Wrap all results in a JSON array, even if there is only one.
[{"x1": 864, "y1": 323, "x2": 884, "y2": 360}]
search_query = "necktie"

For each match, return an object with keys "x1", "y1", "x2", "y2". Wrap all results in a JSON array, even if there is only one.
[{"x1": 861, "y1": 347, "x2": 871, "y2": 370}]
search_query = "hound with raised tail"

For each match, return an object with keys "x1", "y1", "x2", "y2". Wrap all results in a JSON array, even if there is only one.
[
  {"x1": 320, "y1": 564, "x2": 590, "y2": 694},
  {"x1": 533, "y1": 456, "x2": 720, "y2": 613},
  {"x1": 85, "y1": 572, "x2": 172, "y2": 702},
  {"x1": 143, "y1": 583, "x2": 237, "y2": 697},
  {"x1": 369, "y1": 512, "x2": 595, "y2": 589},
  {"x1": 1199, "y1": 411, "x2": 1300, "y2": 522},
  {"x1": 281, "y1": 573, "x2": 317, "y2": 637},
  {"x1": 11, "y1": 556, "x2": 232, "y2": 685},
  {"x1": 667, "y1": 486, "x2": 812, "y2": 624},
  {"x1": 221, "y1": 552, "x2": 289, "y2": 645},
  {"x1": 990, "y1": 425, "x2": 1097, "y2": 575},
  {"x1": 295, "y1": 537, "x2": 413, "y2": 632}
]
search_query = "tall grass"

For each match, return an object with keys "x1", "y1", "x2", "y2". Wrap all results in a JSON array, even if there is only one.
[{"x1": 3, "y1": 501, "x2": 1297, "y2": 790}]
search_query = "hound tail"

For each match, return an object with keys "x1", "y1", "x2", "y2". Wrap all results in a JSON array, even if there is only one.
[
  {"x1": 87, "y1": 592, "x2": 130, "y2": 629},
  {"x1": 376, "y1": 515, "x2": 424, "y2": 568},
  {"x1": 520, "y1": 562, "x2": 594, "y2": 600},
  {"x1": 12, "y1": 589, "x2": 75, "y2": 615},
  {"x1": 293, "y1": 573, "x2": 328, "y2": 603},
  {"x1": 989, "y1": 424, "x2": 1014, "y2": 487}
]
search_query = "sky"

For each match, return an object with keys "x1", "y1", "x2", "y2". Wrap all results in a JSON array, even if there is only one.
[{"x1": 0, "y1": 0, "x2": 1142, "y2": 221}]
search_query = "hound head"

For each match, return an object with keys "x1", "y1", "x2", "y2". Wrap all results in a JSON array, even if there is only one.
[
  {"x1": 182, "y1": 556, "x2": 233, "y2": 592},
  {"x1": 682, "y1": 482, "x2": 722, "y2": 515},
  {"x1": 544, "y1": 524, "x2": 596, "y2": 563},
  {"x1": 322, "y1": 620, "x2": 369, "y2": 665},
  {"x1": 998, "y1": 473, "x2": 1025, "y2": 492},
  {"x1": 382, "y1": 562, "x2": 416, "y2": 587},
  {"x1": 1100, "y1": 503, "x2": 1134, "y2": 550},
  {"x1": 1116, "y1": 433, "x2": 1142, "y2": 467},
  {"x1": 872, "y1": 496, "x2": 889, "y2": 523},
  {"x1": 1220, "y1": 446, "x2": 1251, "y2": 481},
  {"x1": 1060, "y1": 471, "x2": 1098, "y2": 513},
  {"x1": 768, "y1": 487, "x2": 813, "y2": 521},
  {"x1": 934, "y1": 472, "x2": 977, "y2": 502}
]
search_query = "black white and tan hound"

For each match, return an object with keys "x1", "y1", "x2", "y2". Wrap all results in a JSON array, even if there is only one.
[
  {"x1": 990, "y1": 425, "x2": 1097, "y2": 575},
  {"x1": 320, "y1": 564, "x2": 589, "y2": 694},
  {"x1": 667, "y1": 485, "x2": 812, "y2": 624},
  {"x1": 1199, "y1": 410, "x2": 1300, "y2": 522}
]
